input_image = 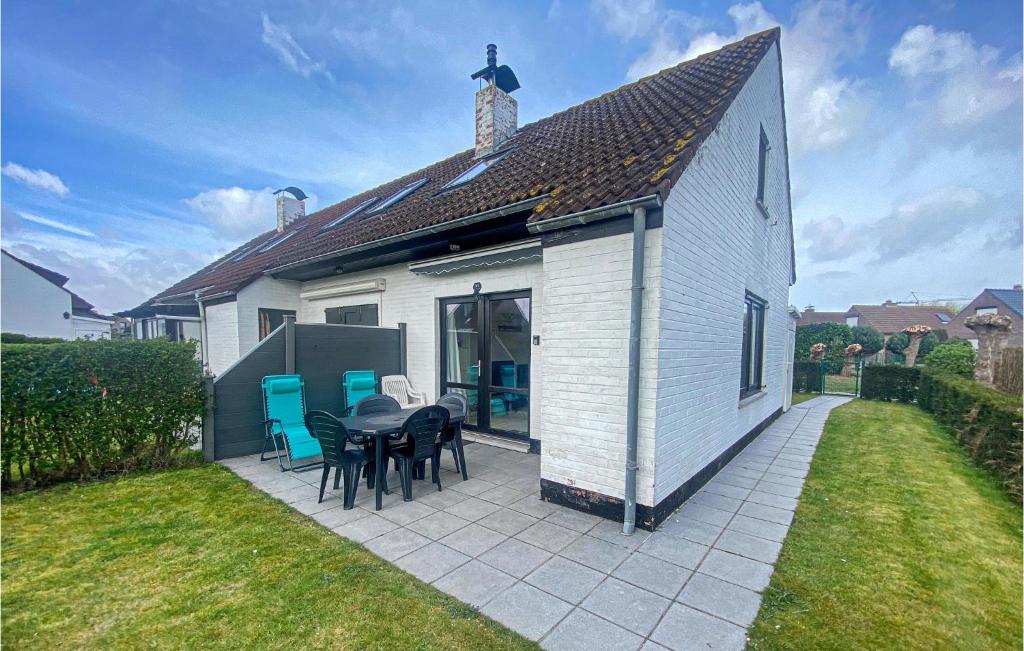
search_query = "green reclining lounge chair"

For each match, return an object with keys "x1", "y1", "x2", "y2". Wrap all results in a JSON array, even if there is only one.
[{"x1": 261, "y1": 375, "x2": 323, "y2": 472}]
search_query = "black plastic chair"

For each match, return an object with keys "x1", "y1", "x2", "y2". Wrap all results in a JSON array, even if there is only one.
[
  {"x1": 389, "y1": 405, "x2": 450, "y2": 500},
  {"x1": 354, "y1": 394, "x2": 402, "y2": 416},
  {"x1": 437, "y1": 392, "x2": 469, "y2": 479},
  {"x1": 304, "y1": 410, "x2": 368, "y2": 509},
  {"x1": 353, "y1": 394, "x2": 401, "y2": 491}
]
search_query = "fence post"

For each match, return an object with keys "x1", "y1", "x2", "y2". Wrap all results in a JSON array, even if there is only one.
[
  {"x1": 201, "y1": 375, "x2": 216, "y2": 462},
  {"x1": 284, "y1": 314, "x2": 296, "y2": 375},
  {"x1": 398, "y1": 322, "x2": 408, "y2": 376},
  {"x1": 819, "y1": 361, "x2": 825, "y2": 394}
]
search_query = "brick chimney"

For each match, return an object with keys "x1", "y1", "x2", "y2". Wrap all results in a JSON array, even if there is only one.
[
  {"x1": 471, "y1": 44, "x2": 520, "y2": 158},
  {"x1": 476, "y1": 84, "x2": 517, "y2": 157},
  {"x1": 274, "y1": 187, "x2": 307, "y2": 233}
]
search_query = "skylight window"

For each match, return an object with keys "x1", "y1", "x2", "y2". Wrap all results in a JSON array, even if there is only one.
[
  {"x1": 320, "y1": 197, "x2": 380, "y2": 231},
  {"x1": 368, "y1": 179, "x2": 428, "y2": 214},
  {"x1": 229, "y1": 245, "x2": 258, "y2": 263},
  {"x1": 442, "y1": 150, "x2": 513, "y2": 191},
  {"x1": 258, "y1": 225, "x2": 305, "y2": 252}
]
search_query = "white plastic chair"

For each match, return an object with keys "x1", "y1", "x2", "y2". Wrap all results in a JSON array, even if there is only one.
[{"x1": 380, "y1": 375, "x2": 427, "y2": 408}]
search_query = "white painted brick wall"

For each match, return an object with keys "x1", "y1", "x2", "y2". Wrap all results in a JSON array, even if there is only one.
[
  {"x1": 539, "y1": 229, "x2": 662, "y2": 506},
  {"x1": 653, "y1": 43, "x2": 794, "y2": 504},
  {"x1": 204, "y1": 300, "x2": 239, "y2": 376},
  {"x1": 235, "y1": 276, "x2": 301, "y2": 357},
  {"x1": 299, "y1": 255, "x2": 545, "y2": 438}
]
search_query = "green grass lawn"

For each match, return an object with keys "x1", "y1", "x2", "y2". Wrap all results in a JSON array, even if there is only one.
[
  {"x1": 791, "y1": 392, "x2": 818, "y2": 405},
  {"x1": 1, "y1": 465, "x2": 534, "y2": 650},
  {"x1": 748, "y1": 400, "x2": 1023, "y2": 650}
]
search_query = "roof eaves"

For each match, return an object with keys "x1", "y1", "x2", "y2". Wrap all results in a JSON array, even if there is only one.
[{"x1": 263, "y1": 194, "x2": 548, "y2": 278}]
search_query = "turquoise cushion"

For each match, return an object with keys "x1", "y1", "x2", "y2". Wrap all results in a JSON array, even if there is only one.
[{"x1": 269, "y1": 377, "x2": 302, "y2": 394}]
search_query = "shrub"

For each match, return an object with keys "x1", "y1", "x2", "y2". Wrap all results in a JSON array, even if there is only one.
[
  {"x1": 887, "y1": 331, "x2": 941, "y2": 365},
  {"x1": 918, "y1": 369, "x2": 1023, "y2": 499},
  {"x1": 994, "y1": 348, "x2": 1023, "y2": 396},
  {"x1": 850, "y1": 325, "x2": 884, "y2": 357},
  {"x1": 796, "y1": 323, "x2": 852, "y2": 374},
  {"x1": 861, "y1": 366, "x2": 921, "y2": 403},
  {"x1": 924, "y1": 341, "x2": 976, "y2": 377},
  {"x1": 793, "y1": 361, "x2": 822, "y2": 393},
  {"x1": 1, "y1": 332, "x2": 64, "y2": 344},
  {"x1": 1, "y1": 338, "x2": 207, "y2": 491}
]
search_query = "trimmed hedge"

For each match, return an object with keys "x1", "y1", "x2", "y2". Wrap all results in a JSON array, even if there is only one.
[
  {"x1": 923, "y1": 341, "x2": 976, "y2": 377},
  {"x1": 1, "y1": 339, "x2": 207, "y2": 491},
  {"x1": 796, "y1": 323, "x2": 851, "y2": 374},
  {"x1": 793, "y1": 361, "x2": 822, "y2": 393},
  {"x1": 918, "y1": 369, "x2": 1023, "y2": 499},
  {"x1": 860, "y1": 366, "x2": 920, "y2": 403},
  {"x1": 1, "y1": 332, "x2": 64, "y2": 344}
]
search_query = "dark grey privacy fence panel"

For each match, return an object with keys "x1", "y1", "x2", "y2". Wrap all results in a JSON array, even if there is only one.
[
  {"x1": 212, "y1": 327, "x2": 287, "y2": 460},
  {"x1": 210, "y1": 322, "x2": 403, "y2": 460},
  {"x1": 294, "y1": 323, "x2": 403, "y2": 414}
]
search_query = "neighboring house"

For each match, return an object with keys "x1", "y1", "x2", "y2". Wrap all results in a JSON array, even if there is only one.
[
  {"x1": 795, "y1": 306, "x2": 846, "y2": 328},
  {"x1": 1, "y1": 250, "x2": 114, "y2": 340},
  {"x1": 946, "y1": 286, "x2": 1023, "y2": 347},
  {"x1": 845, "y1": 301, "x2": 954, "y2": 338},
  {"x1": 125, "y1": 30, "x2": 795, "y2": 528}
]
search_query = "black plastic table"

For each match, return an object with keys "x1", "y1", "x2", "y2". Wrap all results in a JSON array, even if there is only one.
[{"x1": 341, "y1": 407, "x2": 466, "y2": 511}]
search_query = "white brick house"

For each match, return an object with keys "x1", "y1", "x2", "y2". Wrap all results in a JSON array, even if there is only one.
[{"x1": 124, "y1": 30, "x2": 795, "y2": 529}]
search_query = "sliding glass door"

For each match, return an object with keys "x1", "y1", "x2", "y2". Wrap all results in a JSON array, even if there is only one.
[{"x1": 440, "y1": 291, "x2": 531, "y2": 440}]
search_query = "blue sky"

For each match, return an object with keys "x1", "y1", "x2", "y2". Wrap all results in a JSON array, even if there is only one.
[{"x1": 2, "y1": 0, "x2": 1021, "y2": 314}]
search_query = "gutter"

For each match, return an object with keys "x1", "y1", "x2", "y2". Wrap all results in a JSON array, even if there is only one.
[
  {"x1": 526, "y1": 194, "x2": 662, "y2": 234},
  {"x1": 622, "y1": 205, "x2": 647, "y2": 535},
  {"x1": 263, "y1": 195, "x2": 548, "y2": 277}
]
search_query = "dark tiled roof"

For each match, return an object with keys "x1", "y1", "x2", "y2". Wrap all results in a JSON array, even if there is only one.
[
  {"x1": 796, "y1": 311, "x2": 846, "y2": 327},
  {"x1": 848, "y1": 304, "x2": 953, "y2": 334},
  {"x1": 3, "y1": 249, "x2": 69, "y2": 288},
  {"x1": 146, "y1": 28, "x2": 781, "y2": 305},
  {"x1": 987, "y1": 288, "x2": 1023, "y2": 316}
]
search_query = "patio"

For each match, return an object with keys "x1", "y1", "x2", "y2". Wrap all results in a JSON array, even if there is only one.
[{"x1": 222, "y1": 395, "x2": 851, "y2": 650}]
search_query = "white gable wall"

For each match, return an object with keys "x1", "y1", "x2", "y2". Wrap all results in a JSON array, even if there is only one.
[
  {"x1": 538, "y1": 228, "x2": 662, "y2": 507},
  {"x1": 1, "y1": 251, "x2": 75, "y2": 339},
  {"x1": 654, "y1": 42, "x2": 793, "y2": 504}
]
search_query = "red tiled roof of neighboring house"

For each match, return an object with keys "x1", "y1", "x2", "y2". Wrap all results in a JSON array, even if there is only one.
[
  {"x1": 795, "y1": 310, "x2": 846, "y2": 327},
  {"x1": 142, "y1": 28, "x2": 782, "y2": 306},
  {"x1": 848, "y1": 304, "x2": 953, "y2": 335}
]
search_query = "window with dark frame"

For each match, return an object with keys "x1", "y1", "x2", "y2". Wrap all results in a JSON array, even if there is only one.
[
  {"x1": 325, "y1": 304, "x2": 379, "y2": 326},
  {"x1": 258, "y1": 308, "x2": 296, "y2": 341},
  {"x1": 756, "y1": 125, "x2": 769, "y2": 215},
  {"x1": 741, "y1": 292, "x2": 766, "y2": 398}
]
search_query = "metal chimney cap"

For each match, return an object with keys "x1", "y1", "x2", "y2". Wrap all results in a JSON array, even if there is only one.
[{"x1": 274, "y1": 186, "x2": 308, "y2": 201}]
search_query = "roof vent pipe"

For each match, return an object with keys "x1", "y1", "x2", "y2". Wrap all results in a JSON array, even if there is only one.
[{"x1": 622, "y1": 205, "x2": 646, "y2": 535}]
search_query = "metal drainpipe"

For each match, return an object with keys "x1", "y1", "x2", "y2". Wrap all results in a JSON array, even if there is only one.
[
  {"x1": 197, "y1": 299, "x2": 210, "y2": 374},
  {"x1": 623, "y1": 205, "x2": 647, "y2": 535}
]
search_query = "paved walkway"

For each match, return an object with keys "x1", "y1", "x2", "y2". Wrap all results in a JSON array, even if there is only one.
[{"x1": 223, "y1": 395, "x2": 850, "y2": 650}]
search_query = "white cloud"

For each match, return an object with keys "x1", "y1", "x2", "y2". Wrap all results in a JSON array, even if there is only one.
[
  {"x1": 801, "y1": 186, "x2": 1019, "y2": 264},
  {"x1": 889, "y1": 25, "x2": 1022, "y2": 127},
  {"x1": 889, "y1": 25, "x2": 981, "y2": 76},
  {"x1": 591, "y1": 0, "x2": 659, "y2": 41},
  {"x1": 617, "y1": 1, "x2": 871, "y2": 156},
  {"x1": 185, "y1": 186, "x2": 277, "y2": 238},
  {"x1": 17, "y1": 211, "x2": 95, "y2": 238},
  {"x1": 184, "y1": 186, "x2": 319, "y2": 239},
  {"x1": 2, "y1": 162, "x2": 70, "y2": 196},
  {"x1": 260, "y1": 13, "x2": 333, "y2": 81}
]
